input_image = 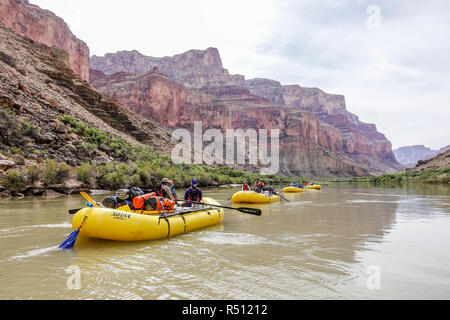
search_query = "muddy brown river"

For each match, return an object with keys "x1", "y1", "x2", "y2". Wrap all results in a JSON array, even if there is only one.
[{"x1": 1, "y1": 183, "x2": 449, "y2": 300}]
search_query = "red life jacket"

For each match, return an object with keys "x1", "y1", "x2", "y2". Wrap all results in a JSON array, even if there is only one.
[
  {"x1": 133, "y1": 193, "x2": 175, "y2": 212},
  {"x1": 243, "y1": 184, "x2": 250, "y2": 191}
]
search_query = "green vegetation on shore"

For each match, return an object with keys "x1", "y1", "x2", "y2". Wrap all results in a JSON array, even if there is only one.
[
  {"x1": 58, "y1": 115, "x2": 299, "y2": 188},
  {"x1": 1, "y1": 115, "x2": 305, "y2": 195},
  {"x1": 323, "y1": 167, "x2": 450, "y2": 184}
]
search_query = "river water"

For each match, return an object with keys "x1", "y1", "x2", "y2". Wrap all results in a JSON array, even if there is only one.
[{"x1": 1, "y1": 183, "x2": 449, "y2": 300}]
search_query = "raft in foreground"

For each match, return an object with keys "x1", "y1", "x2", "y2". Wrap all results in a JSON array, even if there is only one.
[
  {"x1": 232, "y1": 191, "x2": 281, "y2": 204},
  {"x1": 71, "y1": 197, "x2": 224, "y2": 242}
]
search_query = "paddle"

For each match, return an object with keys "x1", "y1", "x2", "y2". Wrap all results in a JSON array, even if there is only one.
[
  {"x1": 68, "y1": 208, "x2": 82, "y2": 215},
  {"x1": 59, "y1": 216, "x2": 87, "y2": 250},
  {"x1": 273, "y1": 191, "x2": 290, "y2": 202},
  {"x1": 177, "y1": 200, "x2": 262, "y2": 216},
  {"x1": 80, "y1": 192, "x2": 102, "y2": 208}
]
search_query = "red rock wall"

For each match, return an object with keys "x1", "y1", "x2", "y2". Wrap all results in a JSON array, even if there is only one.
[{"x1": 0, "y1": 0, "x2": 90, "y2": 81}]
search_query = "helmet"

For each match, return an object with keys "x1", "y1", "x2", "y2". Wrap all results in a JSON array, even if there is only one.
[
  {"x1": 162, "y1": 178, "x2": 169, "y2": 184},
  {"x1": 192, "y1": 179, "x2": 198, "y2": 185}
]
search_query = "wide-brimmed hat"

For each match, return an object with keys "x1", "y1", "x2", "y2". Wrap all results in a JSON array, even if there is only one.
[{"x1": 162, "y1": 178, "x2": 169, "y2": 184}]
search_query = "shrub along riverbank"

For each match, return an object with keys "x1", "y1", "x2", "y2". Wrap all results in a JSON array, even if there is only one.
[
  {"x1": 323, "y1": 166, "x2": 450, "y2": 185},
  {"x1": 1, "y1": 115, "x2": 306, "y2": 197}
]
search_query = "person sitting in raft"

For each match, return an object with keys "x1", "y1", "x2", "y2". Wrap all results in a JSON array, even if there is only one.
[
  {"x1": 242, "y1": 182, "x2": 250, "y2": 191},
  {"x1": 255, "y1": 179, "x2": 265, "y2": 193},
  {"x1": 168, "y1": 180, "x2": 178, "y2": 201},
  {"x1": 298, "y1": 181, "x2": 304, "y2": 189},
  {"x1": 184, "y1": 179, "x2": 203, "y2": 208},
  {"x1": 154, "y1": 178, "x2": 175, "y2": 201}
]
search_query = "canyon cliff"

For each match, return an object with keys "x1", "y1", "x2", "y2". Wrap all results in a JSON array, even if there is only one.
[
  {"x1": 0, "y1": 0, "x2": 90, "y2": 81},
  {"x1": 0, "y1": 21, "x2": 173, "y2": 195},
  {"x1": 90, "y1": 49, "x2": 403, "y2": 177},
  {"x1": 393, "y1": 145, "x2": 450, "y2": 168}
]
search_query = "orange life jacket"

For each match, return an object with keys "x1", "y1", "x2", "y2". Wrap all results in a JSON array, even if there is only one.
[{"x1": 133, "y1": 194, "x2": 175, "y2": 211}]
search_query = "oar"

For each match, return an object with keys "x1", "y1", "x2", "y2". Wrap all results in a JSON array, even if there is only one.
[
  {"x1": 80, "y1": 192, "x2": 103, "y2": 208},
  {"x1": 162, "y1": 206, "x2": 226, "y2": 218},
  {"x1": 273, "y1": 191, "x2": 290, "y2": 202},
  {"x1": 69, "y1": 208, "x2": 82, "y2": 215},
  {"x1": 177, "y1": 200, "x2": 262, "y2": 216},
  {"x1": 59, "y1": 216, "x2": 87, "y2": 250}
]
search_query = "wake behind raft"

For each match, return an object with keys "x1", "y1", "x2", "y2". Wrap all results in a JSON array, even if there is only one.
[{"x1": 60, "y1": 192, "x2": 261, "y2": 248}]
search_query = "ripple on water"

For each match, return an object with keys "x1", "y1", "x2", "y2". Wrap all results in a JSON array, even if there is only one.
[
  {"x1": 196, "y1": 232, "x2": 277, "y2": 246},
  {"x1": 6, "y1": 246, "x2": 59, "y2": 262},
  {"x1": 0, "y1": 223, "x2": 72, "y2": 236}
]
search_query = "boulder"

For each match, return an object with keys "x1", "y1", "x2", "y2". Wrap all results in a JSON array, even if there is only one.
[{"x1": 0, "y1": 160, "x2": 15, "y2": 170}]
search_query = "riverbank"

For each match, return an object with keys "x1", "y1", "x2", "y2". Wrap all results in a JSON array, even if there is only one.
[
  {"x1": 0, "y1": 116, "x2": 307, "y2": 198},
  {"x1": 322, "y1": 166, "x2": 450, "y2": 185}
]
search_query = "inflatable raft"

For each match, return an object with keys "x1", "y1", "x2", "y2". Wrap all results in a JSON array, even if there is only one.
[
  {"x1": 231, "y1": 191, "x2": 280, "y2": 204},
  {"x1": 71, "y1": 197, "x2": 224, "y2": 242},
  {"x1": 305, "y1": 185, "x2": 322, "y2": 190},
  {"x1": 283, "y1": 186, "x2": 303, "y2": 193}
]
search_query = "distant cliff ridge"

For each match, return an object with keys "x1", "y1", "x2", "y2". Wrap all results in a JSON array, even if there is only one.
[
  {"x1": 0, "y1": 0, "x2": 90, "y2": 81},
  {"x1": 393, "y1": 145, "x2": 450, "y2": 168},
  {"x1": 90, "y1": 48, "x2": 404, "y2": 177}
]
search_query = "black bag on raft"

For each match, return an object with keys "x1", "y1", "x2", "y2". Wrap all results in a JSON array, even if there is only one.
[{"x1": 103, "y1": 196, "x2": 118, "y2": 209}]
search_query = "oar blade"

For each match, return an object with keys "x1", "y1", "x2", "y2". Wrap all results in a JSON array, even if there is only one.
[
  {"x1": 237, "y1": 207, "x2": 262, "y2": 216},
  {"x1": 68, "y1": 208, "x2": 82, "y2": 215},
  {"x1": 59, "y1": 230, "x2": 80, "y2": 249}
]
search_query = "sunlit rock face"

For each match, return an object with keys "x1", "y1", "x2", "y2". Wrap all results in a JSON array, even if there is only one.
[
  {"x1": 0, "y1": 0, "x2": 90, "y2": 81},
  {"x1": 90, "y1": 48, "x2": 403, "y2": 177}
]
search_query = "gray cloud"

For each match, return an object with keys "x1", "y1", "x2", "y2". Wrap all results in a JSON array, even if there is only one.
[{"x1": 250, "y1": 0, "x2": 450, "y2": 149}]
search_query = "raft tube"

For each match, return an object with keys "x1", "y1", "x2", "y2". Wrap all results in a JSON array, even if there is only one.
[
  {"x1": 71, "y1": 197, "x2": 224, "y2": 242},
  {"x1": 231, "y1": 191, "x2": 281, "y2": 204},
  {"x1": 283, "y1": 186, "x2": 303, "y2": 193},
  {"x1": 305, "y1": 185, "x2": 322, "y2": 190}
]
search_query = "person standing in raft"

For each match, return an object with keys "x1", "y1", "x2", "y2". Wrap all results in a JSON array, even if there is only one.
[
  {"x1": 242, "y1": 182, "x2": 250, "y2": 191},
  {"x1": 154, "y1": 178, "x2": 175, "y2": 201},
  {"x1": 184, "y1": 179, "x2": 203, "y2": 208}
]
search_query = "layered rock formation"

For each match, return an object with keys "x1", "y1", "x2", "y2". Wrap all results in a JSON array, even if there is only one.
[
  {"x1": 394, "y1": 145, "x2": 450, "y2": 168},
  {"x1": 406, "y1": 149, "x2": 450, "y2": 173},
  {"x1": 90, "y1": 49, "x2": 404, "y2": 177},
  {"x1": 91, "y1": 48, "x2": 246, "y2": 88},
  {"x1": 0, "y1": 21, "x2": 173, "y2": 194},
  {"x1": 0, "y1": 0, "x2": 90, "y2": 81}
]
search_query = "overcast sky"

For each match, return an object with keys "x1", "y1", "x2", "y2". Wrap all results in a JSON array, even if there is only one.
[{"x1": 31, "y1": 0, "x2": 450, "y2": 150}]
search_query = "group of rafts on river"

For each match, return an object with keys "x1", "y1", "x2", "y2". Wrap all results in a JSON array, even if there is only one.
[{"x1": 60, "y1": 178, "x2": 322, "y2": 248}]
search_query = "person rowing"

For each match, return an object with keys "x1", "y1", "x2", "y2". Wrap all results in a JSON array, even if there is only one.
[{"x1": 184, "y1": 179, "x2": 203, "y2": 208}]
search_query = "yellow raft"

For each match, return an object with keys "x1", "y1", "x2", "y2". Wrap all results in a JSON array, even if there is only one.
[
  {"x1": 283, "y1": 186, "x2": 304, "y2": 193},
  {"x1": 232, "y1": 191, "x2": 280, "y2": 204},
  {"x1": 305, "y1": 185, "x2": 322, "y2": 190},
  {"x1": 71, "y1": 197, "x2": 224, "y2": 242}
]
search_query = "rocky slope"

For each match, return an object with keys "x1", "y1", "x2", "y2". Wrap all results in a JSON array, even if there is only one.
[
  {"x1": 393, "y1": 145, "x2": 450, "y2": 168},
  {"x1": 407, "y1": 149, "x2": 450, "y2": 172},
  {"x1": 90, "y1": 49, "x2": 403, "y2": 177},
  {"x1": 0, "y1": 0, "x2": 90, "y2": 81},
  {"x1": 0, "y1": 21, "x2": 173, "y2": 196}
]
